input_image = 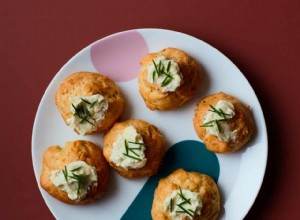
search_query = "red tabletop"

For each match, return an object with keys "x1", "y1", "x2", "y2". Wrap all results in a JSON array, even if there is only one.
[{"x1": 1, "y1": 0, "x2": 299, "y2": 219}]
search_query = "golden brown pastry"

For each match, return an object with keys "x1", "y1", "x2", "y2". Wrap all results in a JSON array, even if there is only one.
[
  {"x1": 138, "y1": 48, "x2": 202, "y2": 111},
  {"x1": 40, "y1": 140, "x2": 109, "y2": 205},
  {"x1": 193, "y1": 92, "x2": 255, "y2": 153},
  {"x1": 152, "y1": 169, "x2": 220, "y2": 220},
  {"x1": 103, "y1": 119, "x2": 165, "y2": 178},
  {"x1": 55, "y1": 72, "x2": 125, "y2": 135}
]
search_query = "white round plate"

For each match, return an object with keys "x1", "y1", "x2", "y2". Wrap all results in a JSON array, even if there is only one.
[{"x1": 32, "y1": 29, "x2": 267, "y2": 220}]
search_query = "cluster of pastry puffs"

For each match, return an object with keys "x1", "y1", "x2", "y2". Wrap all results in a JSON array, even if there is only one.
[{"x1": 40, "y1": 47, "x2": 255, "y2": 220}]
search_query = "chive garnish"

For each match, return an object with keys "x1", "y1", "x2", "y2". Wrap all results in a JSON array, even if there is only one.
[
  {"x1": 166, "y1": 61, "x2": 171, "y2": 72},
  {"x1": 200, "y1": 104, "x2": 233, "y2": 133},
  {"x1": 71, "y1": 167, "x2": 82, "y2": 172},
  {"x1": 62, "y1": 166, "x2": 68, "y2": 182},
  {"x1": 123, "y1": 139, "x2": 145, "y2": 161},
  {"x1": 80, "y1": 116, "x2": 94, "y2": 126},
  {"x1": 200, "y1": 120, "x2": 215, "y2": 127},
  {"x1": 158, "y1": 60, "x2": 162, "y2": 75},
  {"x1": 83, "y1": 106, "x2": 90, "y2": 117},
  {"x1": 176, "y1": 204, "x2": 194, "y2": 218},
  {"x1": 219, "y1": 108, "x2": 229, "y2": 119},
  {"x1": 209, "y1": 104, "x2": 221, "y2": 116},
  {"x1": 124, "y1": 140, "x2": 129, "y2": 154},
  {"x1": 69, "y1": 173, "x2": 87, "y2": 195},
  {"x1": 188, "y1": 209, "x2": 198, "y2": 216},
  {"x1": 59, "y1": 165, "x2": 90, "y2": 196},
  {"x1": 81, "y1": 98, "x2": 91, "y2": 105},
  {"x1": 72, "y1": 104, "x2": 80, "y2": 116},
  {"x1": 129, "y1": 147, "x2": 142, "y2": 150},
  {"x1": 161, "y1": 75, "x2": 173, "y2": 87},
  {"x1": 152, "y1": 60, "x2": 160, "y2": 76},
  {"x1": 89, "y1": 101, "x2": 97, "y2": 108},
  {"x1": 152, "y1": 59, "x2": 175, "y2": 87},
  {"x1": 170, "y1": 186, "x2": 199, "y2": 217},
  {"x1": 128, "y1": 148, "x2": 139, "y2": 157},
  {"x1": 128, "y1": 141, "x2": 145, "y2": 146},
  {"x1": 152, "y1": 70, "x2": 156, "y2": 82},
  {"x1": 72, "y1": 102, "x2": 94, "y2": 126},
  {"x1": 170, "y1": 198, "x2": 173, "y2": 212},
  {"x1": 208, "y1": 104, "x2": 231, "y2": 118},
  {"x1": 215, "y1": 120, "x2": 221, "y2": 132},
  {"x1": 178, "y1": 186, "x2": 191, "y2": 205}
]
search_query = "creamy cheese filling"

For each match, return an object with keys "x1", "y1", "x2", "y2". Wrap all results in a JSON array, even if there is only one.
[
  {"x1": 50, "y1": 161, "x2": 98, "y2": 201},
  {"x1": 203, "y1": 100, "x2": 236, "y2": 142},
  {"x1": 67, "y1": 94, "x2": 109, "y2": 135},
  {"x1": 164, "y1": 188, "x2": 202, "y2": 220},
  {"x1": 147, "y1": 56, "x2": 183, "y2": 93},
  {"x1": 110, "y1": 126, "x2": 147, "y2": 170}
]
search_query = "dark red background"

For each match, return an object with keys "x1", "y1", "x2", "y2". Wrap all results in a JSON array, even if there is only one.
[{"x1": 1, "y1": 0, "x2": 299, "y2": 219}]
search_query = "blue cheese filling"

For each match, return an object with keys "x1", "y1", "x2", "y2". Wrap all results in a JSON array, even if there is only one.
[
  {"x1": 147, "y1": 56, "x2": 183, "y2": 93},
  {"x1": 110, "y1": 126, "x2": 147, "y2": 170},
  {"x1": 67, "y1": 94, "x2": 109, "y2": 135},
  {"x1": 164, "y1": 188, "x2": 203, "y2": 220},
  {"x1": 202, "y1": 100, "x2": 236, "y2": 142},
  {"x1": 50, "y1": 161, "x2": 98, "y2": 201}
]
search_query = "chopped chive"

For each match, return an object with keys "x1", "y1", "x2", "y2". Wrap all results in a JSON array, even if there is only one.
[
  {"x1": 129, "y1": 147, "x2": 142, "y2": 150},
  {"x1": 69, "y1": 175, "x2": 78, "y2": 180},
  {"x1": 124, "y1": 140, "x2": 129, "y2": 154},
  {"x1": 71, "y1": 167, "x2": 81, "y2": 172},
  {"x1": 161, "y1": 75, "x2": 170, "y2": 84},
  {"x1": 179, "y1": 186, "x2": 183, "y2": 196},
  {"x1": 83, "y1": 106, "x2": 91, "y2": 117},
  {"x1": 175, "y1": 211, "x2": 186, "y2": 213},
  {"x1": 200, "y1": 103, "x2": 234, "y2": 134},
  {"x1": 80, "y1": 116, "x2": 94, "y2": 126},
  {"x1": 170, "y1": 198, "x2": 173, "y2": 212},
  {"x1": 72, "y1": 104, "x2": 77, "y2": 111},
  {"x1": 166, "y1": 61, "x2": 171, "y2": 72},
  {"x1": 158, "y1": 60, "x2": 162, "y2": 76},
  {"x1": 209, "y1": 104, "x2": 231, "y2": 117},
  {"x1": 62, "y1": 166, "x2": 68, "y2": 182},
  {"x1": 72, "y1": 97, "x2": 98, "y2": 127},
  {"x1": 219, "y1": 108, "x2": 231, "y2": 119},
  {"x1": 161, "y1": 76, "x2": 173, "y2": 87},
  {"x1": 178, "y1": 187, "x2": 191, "y2": 204},
  {"x1": 81, "y1": 98, "x2": 91, "y2": 104},
  {"x1": 128, "y1": 141, "x2": 145, "y2": 146},
  {"x1": 217, "y1": 118, "x2": 228, "y2": 122},
  {"x1": 200, "y1": 120, "x2": 215, "y2": 127},
  {"x1": 152, "y1": 70, "x2": 156, "y2": 82},
  {"x1": 72, "y1": 104, "x2": 78, "y2": 115},
  {"x1": 160, "y1": 65, "x2": 165, "y2": 73},
  {"x1": 172, "y1": 187, "x2": 199, "y2": 217},
  {"x1": 178, "y1": 200, "x2": 188, "y2": 206},
  {"x1": 176, "y1": 204, "x2": 194, "y2": 217},
  {"x1": 128, "y1": 148, "x2": 139, "y2": 157},
  {"x1": 123, "y1": 139, "x2": 144, "y2": 160},
  {"x1": 215, "y1": 119, "x2": 222, "y2": 132},
  {"x1": 162, "y1": 71, "x2": 174, "y2": 78},
  {"x1": 89, "y1": 101, "x2": 97, "y2": 108},
  {"x1": 79, "y1": 116, "x2": 86, "y2": 123},
  {"x1": 69, "y1": 174, "x2": 87, "y2": 195},
  {"x1": 152, "y1": 60, "x2": 160, "y2": 76},
  {"x1": 188, "y1": 209, "x2": 197, "y2": 215},
  {"x1": 151, "y1": 59, "x2": 174, "y2": 86},
  {"x1": 209, "y1": 104, "x2": 221, "y2": 115},
  {"x1": 77, "y1": 181, "x2": 80, "y2": 194}
]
